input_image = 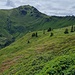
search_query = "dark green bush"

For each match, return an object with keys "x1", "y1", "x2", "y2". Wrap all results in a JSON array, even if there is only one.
[
  {"x1": 32, "y1": 32, "x2": 38, "y2": 37},
  {"x1": 47, "y1": 27, "x2": 52, "y2": 32},
  {"x1": 64, "y1": 29, "x2": 69, "y2": 34},
  {"x1": 71, "y1": 25, "x2": 74, "y2": 32},
  {"x1": 50, "y1": 32, "x2": 53, "y2": 37}
]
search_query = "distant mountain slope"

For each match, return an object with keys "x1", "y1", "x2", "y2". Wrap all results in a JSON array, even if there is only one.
[
  {"x1": 0, "y1": 26, "x2": 75, "y2": 75},
  {"x1": 0, "y1": 5, "x2": 75, "y2": 48}
]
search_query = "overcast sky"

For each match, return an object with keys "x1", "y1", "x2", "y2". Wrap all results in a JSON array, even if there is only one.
[{"x1": 0, "y1": 0, "x2": 75, "y2": 16}]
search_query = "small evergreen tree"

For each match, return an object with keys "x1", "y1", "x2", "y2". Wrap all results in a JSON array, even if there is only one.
[
  {"x1": 27, "y1": 40, "x2": 30, "y2": 44},
  {"x1": 74, "y1": 27, "x2": 75, "y2": 31},
  {"x1": 35, "y1": 32, "x2": 38, "y2": 37},
  {"x1": 32, "y1": 32, "x2": 38, "y2": 37},
  {"x1": 50, "y1": 32, "x2": 53, "y2": 37},
  {"x1": 43, "y1": 29, "x2": 45, "y2": 34},
  {"x1": 71, "y1": 25, "x2": 74, "y2": 32},
  {"x1": 64, "y1": 29, "x2": 69, "y2": 34},
  {"x1": 47, "y1": 27, "x2": 51, "y2": 32},
  {"x1": 32, "y1": 33, "x2": 36, "y2": 37}
]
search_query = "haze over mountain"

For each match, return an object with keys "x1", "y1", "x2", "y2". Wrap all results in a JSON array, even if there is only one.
[{"x1": 0, "y1": 0, "x2": 75, "y2": 16}]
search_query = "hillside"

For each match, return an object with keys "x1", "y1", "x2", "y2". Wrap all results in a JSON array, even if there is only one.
[
  {"x1": 0, "y1": 5, "x2": 75, "y2": 49},
  {"x1": 0, "y1": 5, "x2": 48, "y2": 49},
  {"x1": 0, "y1": 26, "x2": 75, "y2": 75}
]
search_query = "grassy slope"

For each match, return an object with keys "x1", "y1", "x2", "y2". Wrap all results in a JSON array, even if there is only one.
[{"x1": 0, "y1": 26, "x2": 75, "y2": 75}]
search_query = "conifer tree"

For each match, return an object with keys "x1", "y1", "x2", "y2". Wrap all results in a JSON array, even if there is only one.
[
  {"x1": 36, "y1": 32, "x2": 38, "y2": 37},
  {"x1": 71, "y1": 25, "x2": 74, "y2": 32},
  {"x1": 32, "y1": 33, "x2": 35, "y2": 37},
  {"x1": 64, "y1": 28, "x2": 69, "y2": 34},
  {"x1": 47, "y1": 27, "x2": 51, "y2": 32},
  {"x1": 50, "y1": 32, "x2": 53, "y2": 37},
  {"x1": 27, "y1": 40, "x2": 30, "y2": 43},
  {"x1": 43, "y1": 29, "x2": 45, "y2": 34},
  {"x1": 74, "y1": 27, "x2": 75, "y2": 31}
]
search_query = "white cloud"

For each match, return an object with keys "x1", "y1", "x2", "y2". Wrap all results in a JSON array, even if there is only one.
[{"x1": 0, "y1": 0, "x2": 75, "y2": 16}]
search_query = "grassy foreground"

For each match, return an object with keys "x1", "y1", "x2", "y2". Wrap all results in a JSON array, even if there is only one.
[{"x1": 0, "y1": 26, "x2": 75, "y2": 75}]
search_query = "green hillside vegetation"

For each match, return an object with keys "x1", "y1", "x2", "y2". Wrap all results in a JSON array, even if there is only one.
[
  {"x1": 0, "y1": 5, "x2": 75, "y2": 49},
  {"x1": 0, "y1": 26, "x2": 75, "y2": 75}
]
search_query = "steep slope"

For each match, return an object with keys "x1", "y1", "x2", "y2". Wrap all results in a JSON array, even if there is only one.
[
  {"x1": 0, "y1": 26, "x2": 75, "y2": 75},
  {"x1": 0, "y1": 5, "x2": 75, "y2": 49}
]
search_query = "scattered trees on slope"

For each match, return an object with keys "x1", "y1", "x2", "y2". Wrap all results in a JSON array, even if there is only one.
[
  {"x1": 64, "y1": 25, "x2": 75, "y2": 34},
  {"x1": 28, "y1": 25, "x2": 75, "y2": 45}
]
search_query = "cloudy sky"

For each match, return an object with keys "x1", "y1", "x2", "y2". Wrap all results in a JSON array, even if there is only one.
[{"x1": 0, "y1": 0, "x2": 75, "y2": 16}]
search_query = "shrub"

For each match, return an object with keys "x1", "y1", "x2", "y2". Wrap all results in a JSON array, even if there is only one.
[
  {"x1": 32, "y1": 32, "x2": 38, "y2": 37},
  {"x1": 27, "y1": 40, "x2": 30, "y2": 44},
  {"x1": 50, "y1": 32, "x2": 53, "y2": 37},
  {"x1": 64, "y1": 29, "x2": 69, "y2": 34},
  {"x1": 74, "y1": 27, "x2": 75, "y2": 31},
  {"x1": 43, "y1": 29, "x2": 45, "y2": 34},
  {"x1": 32, "y1": 33, "x2": 36, "y2": 37},
  {"x1": 47, "y1": 27, "x2": 52, "y2": 32},
  {"x1": 71, "y1": 25, "x2": 74, "y2": 32},
  {"x1": 35, "y1": 32, "x2": 38, "y2": 37}
]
